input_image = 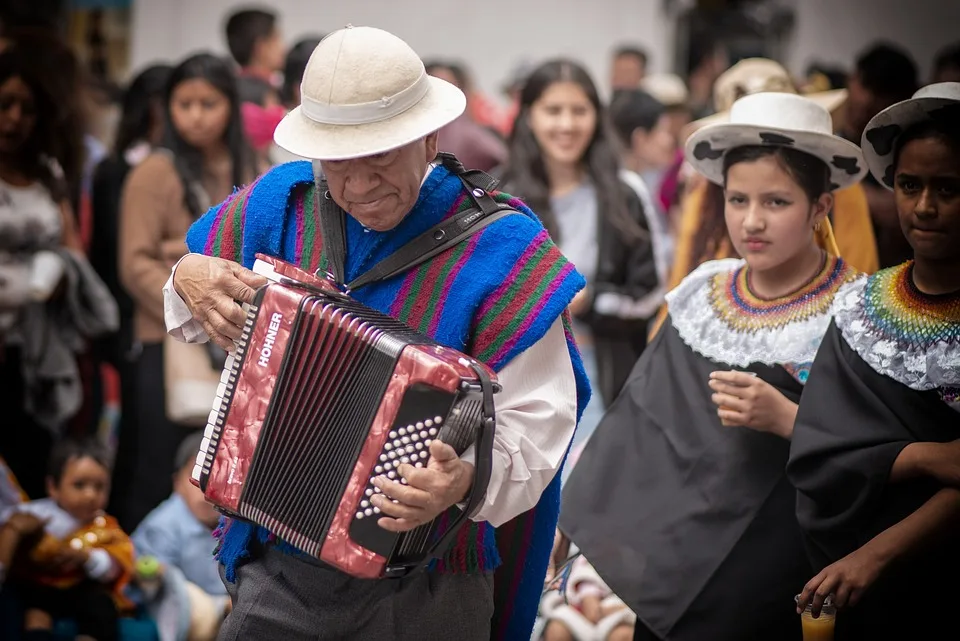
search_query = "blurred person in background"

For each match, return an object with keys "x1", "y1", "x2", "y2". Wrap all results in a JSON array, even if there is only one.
[
  {"x1": 237, "y1": 74, "x2": 284, "y2": 168},
  {"x1": 840, "y1": 42, "x2": 918, "y2": 268},
  {"x1": 0, "y1": 45, "x2": 118, "y2": 499},
  {"x1": 640, "y1": 72, "x2": 691, "y2": 149},
  {"x1": 610, "y1": 88, "x2": 676, "y2": 284},
  {"x1": 269, "y1": 35, "x2": 324, "y2": 165},
  {"x1": 224, "y1": 7, "x2": 285, "y2": 88},
  {"x1": 609, "y1": 45, "x2": 647, "y2": 92},
  {"x1": 500, "y1": 59, "x2": 660, "y2": 440},
  {"x1": 931, "y1": 41, "x2": 960, "y2": 84},
  {"x1": 118, "y1": 53, "x2": 257, "y2": 531},
  {"x1": 684, "y1": 34, "x2": 729, "y2": 120},
  {"x1": 88, "y1": 63, "x2": 173, "y2": 521},
  {"x1": 425, "y1": 60, "x2": 508, "y2": 172}
]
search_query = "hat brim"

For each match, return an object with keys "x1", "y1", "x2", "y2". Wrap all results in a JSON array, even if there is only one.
[
  {"x1": 684, "y1": 121, "x2": 867, "y2": 191},
  {"x1": 273, "y1": 76, "x2": 466, "y2": 161},
  {"x1": 862, "y1": 96, "x2": 960, "y2": 190},
  {"x1": 681, "y1": 89, "x2": 848, "y2": 144}
]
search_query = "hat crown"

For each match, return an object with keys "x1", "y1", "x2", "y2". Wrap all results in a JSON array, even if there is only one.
[
  {"x1": 300, "y1": 26, "x2": 426, "y2": 118},
  {"x1": 728, "y1": 92, "x2": 833, "y2": 136}
]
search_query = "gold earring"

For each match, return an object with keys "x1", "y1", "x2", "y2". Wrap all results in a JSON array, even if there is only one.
[{"x1": 814, "y1": 221, "x2": 822, "y2": 232}]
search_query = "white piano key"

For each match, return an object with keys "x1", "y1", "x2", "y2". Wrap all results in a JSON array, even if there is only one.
[
  {"x1": 216, "y1": 382, "x2": 227, "y2": 398},
  {"x1": 204, "y1": 422, "x2": 215, "y2": 439},
  {"x1": 200, "y1": 437, "x2": 211, "y2": 456},
  {"x1": 195, "y1": 450, "x2": 206, "y2": 465},
  {"x1": 191, "y1": 465, "x2": 202, "y2": 482}
]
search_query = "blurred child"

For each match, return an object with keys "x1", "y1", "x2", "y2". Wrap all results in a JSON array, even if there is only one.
[
  {"x1": 1, "y1": 438, "x2": 134, "y2": 641},
  {"x1": 132, "y1": 432, "x2": 229, "y2": 641}
]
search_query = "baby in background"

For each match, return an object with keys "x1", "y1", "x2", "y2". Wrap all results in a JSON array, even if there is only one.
[{"x1": 0, "y1": 438, "x2": 135, "y2": 641}]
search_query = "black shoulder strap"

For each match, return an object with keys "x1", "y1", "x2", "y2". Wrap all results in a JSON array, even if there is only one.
[{"x1": 316, "y1": 153, "x2": 518, "y2": 292}]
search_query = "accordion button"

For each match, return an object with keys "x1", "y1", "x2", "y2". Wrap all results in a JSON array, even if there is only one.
[
  {"x1": 365, "y1": 508, "x2": 373, "y2": 516},
  {"x1": 415, "y1": 462, "x2": 424, "y2": 468},
  {"x1": 411, "y1": 454, "x2": 419, "y2": 462},
  {"x1": 424, "y1": 440, "x2": 433, "y2": 446},
  {"x1": 375, "y1": 466, "x2": 383, "y2": 474},
  {"x1": 398, "y1": 428, "x2": 406, "y2": 436},
  {"x1": 415, "y1": 442, "x2": 424, "y2": 450},
  {"x1": 384, "y1": 443, "x2": 393, "y2": 451},
  {"x1": 402, "y1": 436, "x2": 410, "y2": 445},
  {"x1": 406, "y1": 445, "x2": 415, "y2": 454},
  {"x1": 400, "y1": 457, "x2": 410, "y2": 464},
  {"x1": 388, "y1": 471, "x2": 396, "y2": 479},
  {"x1": 401, "y1": 479, "x2": 408, "y2": 485},
  {"x1": 373, "y1": 507, "x2": 381, "y2": 514},
  {"x1": 374, "y1": 487, "x2": 382, "y2": 493},
  {"x1": 416, "y1": 422, "x2": 424, "y2": 430},
  {"x1": 389, "y1": 431, "x2": 398, "y2": 439},
  {"x1": 425, "y1": 419, "x2": 433, "y2": 428},
  {"x1": 384, "y1": 462, "x2": 392, "y2": 470},
  {"x1": 361, "y1": 500, "x2": 369, "y2": 508},
  {"x1": 429, "y1": 428, "x2": 438, "y2": 436},
  {"x1": 356, "y1": 512, "x2": 364, "y2": 520},
  {"x1": 365, "y1": 488, "x2": 374, "y2": 497},
  {"x1": 379, "y1": 455, "x2": 387, "y2": 462},
  {"x1": 435, "y1": 416, "x2": 444, "y2": 424}
]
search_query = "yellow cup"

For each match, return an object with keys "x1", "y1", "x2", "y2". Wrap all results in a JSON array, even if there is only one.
[{"x1": 798, "y1": 600, "x2": 836, "y2": 641}]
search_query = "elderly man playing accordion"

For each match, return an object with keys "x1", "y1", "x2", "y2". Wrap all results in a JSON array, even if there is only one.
[{"x1": 162, "y1": 25, "x2": 589, "y2": 640}]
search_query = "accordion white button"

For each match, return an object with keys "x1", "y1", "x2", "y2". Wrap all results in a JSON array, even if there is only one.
[
  {"x1": 429, "y1": 428, "x2": 438, "y2": 436},
  {"x1": 204, "y1": 422, "x2": 215, "y2": 440},
  {"x1": 373, "y1": 507, "x2": 381, "y2": 514},
  {"x1": 405, "y1": 445, "x2": 415, "y2": 454},
  {"x1": 425, "y1": 419, "x2": 433, "y2": 428},
  {"x1": 356, "y1": 512, "x2": 364, "y2": 519},
  {"x1": 400, "y1": 456, "x2": 410, "y2": 464},
  {"x1": 195, "y1": 450, "x2": 206, "y2": 465},
  {"x1": 361, "y1": 500, "x2": 369, "y2": 508},
  {"x1": 364, "y1": 508, "x2": 373, "y2": 516},
  {"x1": 415, "y1": 442, "x2": 424, "y2": 450},
  {"x1": 374, "y1": 466, "x2": 383, "y2": 474},
  {"x1": 415, "y1": 462, "x2": 424, "y2": 468},
  {"x1": 411, "y1": 454, "x2": 419, "y2": 462},
  {"x1": 200, "y1": 437, "x2": 211, "y2": 456},
  {"x1": 384, "y1": 462, "x2": 392, "y2": 470},
  {"x1": 365, "y1": 488, "x2": 374, "y2": 497},
  {"x1": 401, "y1": 436, "x2": 410, "y2": 445},
  {"x1": 216, "y1": 382, "x2": 227, "y2": 398},
  {"x1": 389, "y1": 431, "x2": 398, "y2": 439},
  {"x1": 416, "y1": 422, "x2": 424, "y2": 430},
  {"x1": 374, "y1": 487, "x2": 382, "y2": 493},
  {"x1": 384, "y1": 443, "x2": 393, "y2": 451},
  {"x1": 388, "y1": 471, "x2": 396, "y2": 479},
  {"x1": 191, "y1": 465, "x2": 202, "y2": 482},
  {"x1": 379, "y1": 455, "x2": 387, "y2": 462},
  {"x1": 398, "y1": 428, "x2": 406, "y2": 436},
  {"x1": 435, "y1": 416, "x2": 443, "y2": 424}
]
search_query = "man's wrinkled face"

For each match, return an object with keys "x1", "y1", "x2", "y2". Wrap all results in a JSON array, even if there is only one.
[{"x1": 318, "y1": 133, "x2": 439, "y2": 231}]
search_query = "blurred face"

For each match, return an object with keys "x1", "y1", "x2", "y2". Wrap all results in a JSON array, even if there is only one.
[
  {"x1": 0, "y1": 75, "x2": 37, "y2": 156},
  {"x1": 256, "y1": 28, "x2": 286, "y2": 73},
  {"x1": 320, "y1": 133, "x2": 439, "y2": 231},
  {"x1": 934, "y1": 65, "x2": 960, "y2": 85},
  {"x1": 47, "y1": 456, "x2": 109, "y2": 524},
  {"x1": 611, "y1": 54, "x2": 645, "y2": 91},
  {"x1": 895, "y1": 136, "x2": 960, "y2": 264},
  {"x1": 633, "y1": 114, "x2": 678, "y2": 170},
  {"x1": 427, "y1": 66, "x2": 461, "y2": 90},
  {"x1": 170, "y1": 78, "x2": 231, "y2": 150},
  {"x1": 528, "y1": 81, "x2": 597, "y2": 169},
  {"x1": 724, "y1": 155, "x2": 830, "y2": 273},
  {"x1": 174, "y1": 464, "x2": 219, "y2": 529},
  {"x1": 844, "y1": 71, "x2": 899, "y2": 139}
]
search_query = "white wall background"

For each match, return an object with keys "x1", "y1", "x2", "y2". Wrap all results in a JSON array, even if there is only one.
[
  {"x1": 129, "y1": 0, "x2": 673, "y2": 103},
  {"x1": 129, "y1": 0, "x2": 958, "y2": 102}
]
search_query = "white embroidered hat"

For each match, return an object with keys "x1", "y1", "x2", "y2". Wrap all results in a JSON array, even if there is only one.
[
  {"x1": 861, "y1": 82, "x2": 960, "y2": 190},
  {"x1": 684, "y1": 92, "x2": 867, "y2": 190},
  {"x1": 273, "y1": 25, "x2": 466, "y2": 161}
]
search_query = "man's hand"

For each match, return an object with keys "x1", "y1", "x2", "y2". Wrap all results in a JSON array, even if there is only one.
[
  {"x1": 708, "y1": 371, "x2": 798, "y2": 439},
  {"x1": 172, "y1": 254, "x2": 268, "y2": 351},
  {"x1": 372, "y1": 440, "x2": 474, "y2": 532},
  {"x1": 4, "y1": 512, "x2": 46, "y2": 538}
]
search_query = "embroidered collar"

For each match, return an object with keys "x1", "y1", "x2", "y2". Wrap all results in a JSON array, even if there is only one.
[
  {"x1": 834, "y1": 261, "x2": 960, "y2": 391},
  {"x1": 667, "y1": 255, "x2": 861, "y2": 380}
]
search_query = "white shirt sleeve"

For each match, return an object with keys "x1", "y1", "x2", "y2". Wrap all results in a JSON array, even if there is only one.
[
  {"x1": 163, "y1": 253, "x2": 209, "y2": 343},
  {"x1": 459, "y1": 318, "x2": 578, "y2": 527}
]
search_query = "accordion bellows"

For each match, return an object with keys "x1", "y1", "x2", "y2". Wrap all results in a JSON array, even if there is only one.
[{"x1": 192, "y1": 256, "x2": 498, "y2": 579}]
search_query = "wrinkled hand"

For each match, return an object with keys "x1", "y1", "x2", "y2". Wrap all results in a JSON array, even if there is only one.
[
  {"x1": 708, "y1": 371, "x2": 797, "y2": 438},
  {"x1": 4, "y1": 512, "x2": 46, "y2": 537},
  {"x1": 372, "y1": 440, "x2": 474, "y2": 532},
  {"x1": 173, "y1": 254, "x2": 268, "y2": 351},
  {"x1": 797, "y1": 545, "x2": 887, "y2": 617}
]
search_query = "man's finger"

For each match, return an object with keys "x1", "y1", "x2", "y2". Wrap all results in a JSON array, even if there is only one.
[
  {"x1": 208, "y1": 308, "x2": 243, "y2": 341},
  {"x1": 370, "y1": 494, "x2": 422, "y2": 521},
  {"x1": 427, "y1": 440, "x2": 459, "y2": 464},
  {"x1": 798, "y1": 572, "x2": 825, "y2": 612},
  {"x1": 201, "y1": 319, "x2": 236, "y2": 352},
  {"x1": 374, "y1": 476, "x2": 431, "y2": 508},
  {"x1": 216, "y1": 296, "x2": 248, "y2": 329},
  {"x1": 232, "y1": 267, "x2": 269, "y2": 292},
  {"x1": 711, "y1": 393, "x2": 746, "y2": 412},
  {"x1": 811, "y1": 575, "x2": 837, "y2": 618},
  {"x1": 377, "y1": 516, "x2": 419, "y2": 533}
]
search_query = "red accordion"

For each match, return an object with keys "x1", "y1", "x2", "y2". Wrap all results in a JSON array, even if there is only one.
[{"x1": 191, "y1": 255, "x2": 498, "y2": 579}]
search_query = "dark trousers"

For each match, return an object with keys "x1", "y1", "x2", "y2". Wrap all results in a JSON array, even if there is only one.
[
  {"x1": 121, "y1": 342, "x2": 200, "y2": 531},
  {"x1": 0, "y1": 346, "x2": 54, "y2": 500}
]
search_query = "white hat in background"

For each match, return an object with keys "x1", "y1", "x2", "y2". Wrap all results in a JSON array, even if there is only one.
[
  {"x1": 684, "y1": 92, "x2": 867, "y2": 190},
  {"x1": 640, "y1": 73, "x2": 689, "y2": 107},
  {"x1": 861, "y1": 82, "x2": 960, "y2": 190},
  {"x1": 681, "y1": 58, "x2": 848, "y2": 142},
  {"x1": 273, "y1": 25, "x2": 466, "y2": 161}
]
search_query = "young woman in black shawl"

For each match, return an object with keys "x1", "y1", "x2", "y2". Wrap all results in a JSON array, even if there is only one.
[
  {"x1": 790, "y1": 82, "x2": 960, "y2": 639},
  {"x1": 560, "y1": 92, "x2": 867, "y2": 641}
]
